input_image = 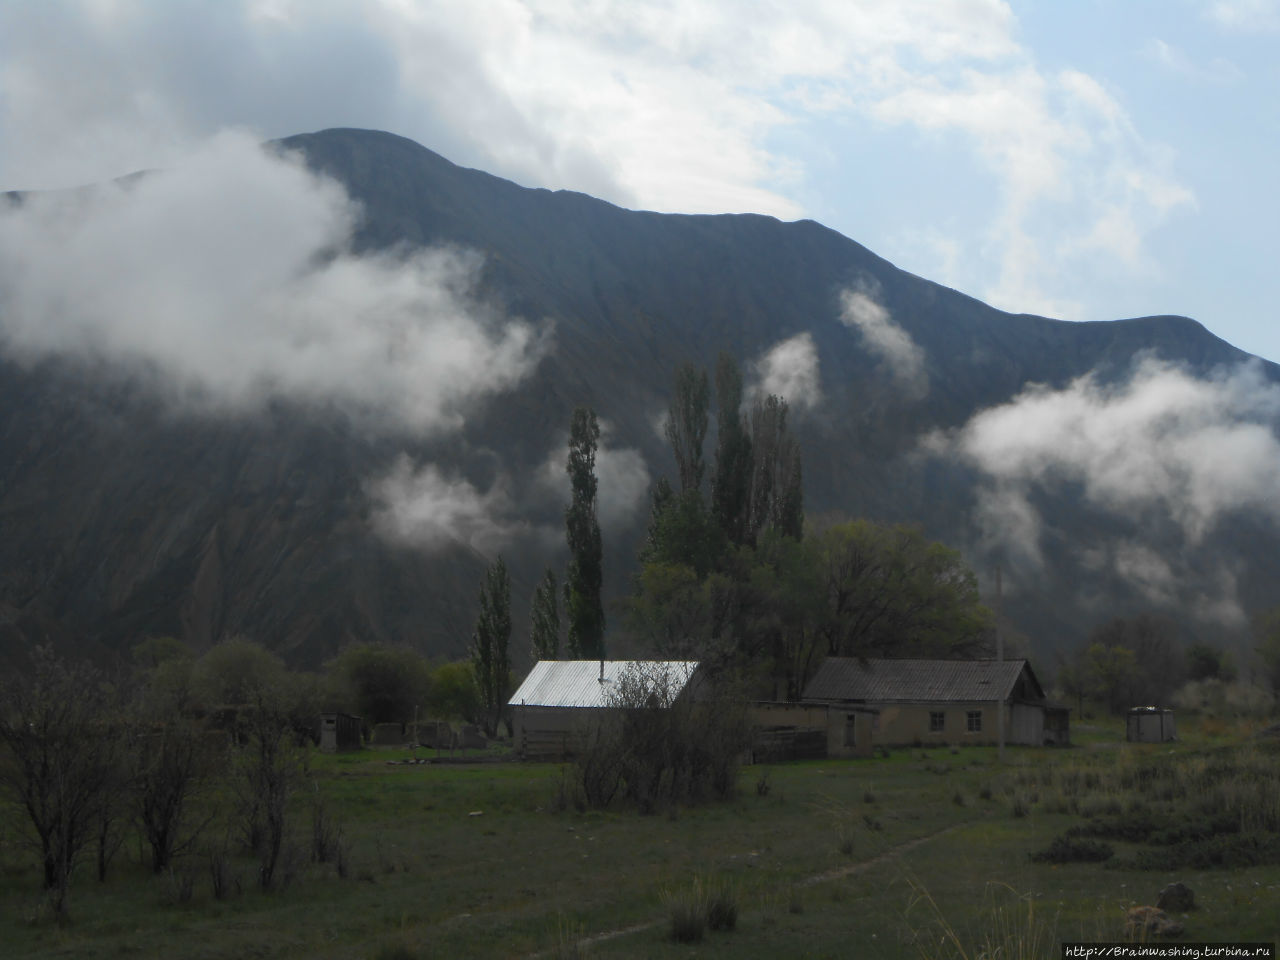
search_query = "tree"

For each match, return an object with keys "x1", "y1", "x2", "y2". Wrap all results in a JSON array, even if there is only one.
[
  {"x1": 325, "y1": 643, "x2": 431, "y2": 724},
  {"x1": 565, "y1": 406, "x2": 605, "y2": 658},
  {"x1": 811, "y1": 520, "x2": 992, "y2": 659},
  {"x1": 132, "y1": 717, "x2": 213, "y2": 873},
  {"x1": 1186, "y1": 642, "x2": 1236, "y2": 682},
  {"x1": 711, "y1": 352, "x2": 753, "y2": 548},
  {"x1": 747, "y1": 394, "x2": 802, "y2": 542},
  {"x1": 471, "y1": 555, "x2": 513, "y2": 736},
  {"x1": 1083, "y1": 641, "x2": 1140, "y2": 715},
  {"x1": 529, "y1": 568, "x2": 561, "y2": 660},
  {"x1": 428, "y1": 661, "x2": 481, "y2": 723},
  {"x1": 1088, "y1": 613, "x2": 1184, "y2": 707},
  {"x1": 234, "y1": 691, "x2": 301, "y2": 891},
  {"x1": 664, "y1": 362, "x2": 710, "y2": 494},
  {"x1": 1253, "y1": 605, "x2": 1280, "y2": 696},
  {"x1": 0, "y1": 649, "x2": 123, "y2": 916}
]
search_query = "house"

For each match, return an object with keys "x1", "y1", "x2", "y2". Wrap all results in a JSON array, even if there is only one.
[
  {"x1": 1127, "y1": 706, "x2": 1176, "y2": 742},
  {"x1": 507, "y1": 660, "x2": 700, "y2": 760},
  {"x1": 801, "y1": 657, "x2": 1069, "y2": 747}
]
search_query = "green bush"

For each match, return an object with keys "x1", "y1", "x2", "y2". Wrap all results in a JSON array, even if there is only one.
[{"x1": 1030, "y1": 835, "x2": 1114, "y2": 863}]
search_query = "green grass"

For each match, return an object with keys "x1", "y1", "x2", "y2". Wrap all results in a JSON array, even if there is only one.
[{"x1": 3, "y1": 734, "x2": 1279, "y2": 958}]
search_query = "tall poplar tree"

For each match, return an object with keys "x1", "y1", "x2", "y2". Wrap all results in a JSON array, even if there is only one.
[
  {"x1": 664, "y1": 362, "x2": 710, "y2": 495},
  {"x1": 529, "y1": 568, "x2": 561, "y2": 660},
  {"x1": 564, "y1": 407, "x2": 605, "y2": 659},
  {"x1": 471, "y1": 556, "x2": 512, "y2": 736},
  {"x1": 711, "y1": 352, "x2": 753, "y2": 547}
]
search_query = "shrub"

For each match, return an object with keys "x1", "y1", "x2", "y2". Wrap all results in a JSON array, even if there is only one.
[{"x1": 1030, "y1": 835, "x2": 1114, "y2": 863}]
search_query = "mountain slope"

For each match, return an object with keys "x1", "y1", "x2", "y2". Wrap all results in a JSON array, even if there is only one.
[{"x1": 0, "y1": 127, "x2": 1274, "y2": 667}]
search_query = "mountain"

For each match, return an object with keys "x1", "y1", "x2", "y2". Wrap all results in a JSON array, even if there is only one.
[{"x1": 1, "y1": 127, "x2": 1276, "y2": 668}]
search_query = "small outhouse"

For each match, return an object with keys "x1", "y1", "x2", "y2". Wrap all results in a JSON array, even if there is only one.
[{"x1": 1126, "y1": 706, "x2": 1176, "y2": 743}]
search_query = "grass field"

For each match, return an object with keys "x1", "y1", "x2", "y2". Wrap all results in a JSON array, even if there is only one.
[{"x1": 2, "y1": 715, "x2": 1279, "y2": 958}]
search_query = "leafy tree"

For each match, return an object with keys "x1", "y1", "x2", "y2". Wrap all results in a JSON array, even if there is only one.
[
  {"x1": 0, "y1": 649, "x2": 124, "y2": 916},
  {"x1": 193, "y1": 636, "x2": 288, "y2": 710},
  {"x1": 529, "y1": 568, "x2": 561, "y2": 660},
  {"x1": 1253, "y1": 605, "x2": 1280, "y2": 696},
  {"x1": 1083, "y1": 641, "x2": 1140, "y2": 715},
  {"x1": 428, "y1": 660, "x2": 481, "y2": 723},
  {"x1": 811, "y1": 520, "x2": 992, "y2": 659},
  {"x1": 471, "y1": 555, "x2": 513, "y2": 736},
  {"x1": 664, "y1": 362, "x2": 710, "y2": 494},
  {"x1": 1088, "y1": 613, "x2": 1183, "y2": 707},
  {"x1": 711, "y1": 352, "x2": 753, "y2": 548},
  {"x1": 564, "y1": 406, "x2": 605, "y2": 658},
  {"x1": 325, "y1": 643, "x2": 431, "y2": 725},
  {"x1": 1186, "y1": 641, "x2": 1236, "y2": 682},
  {"x1": 748, "y1": 394, "x2": 802, "y2": 542}
]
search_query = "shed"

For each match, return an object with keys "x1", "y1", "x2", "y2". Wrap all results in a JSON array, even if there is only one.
[
  {"x1": 508, "y1": 660, "x2": 700, "y2": 760},
  {"x1": 746, "y1": 701, "x2": 878, "y2": 761},
  {"x1": 318, "y1": 713, "x2": 362, "y2": 753},
  {"x1": 802, "y1": 657, "x2": 1066, "y2": 747},
  {"x1": 1127, "y1": 706, "x2": 1176, "y2": 743}
]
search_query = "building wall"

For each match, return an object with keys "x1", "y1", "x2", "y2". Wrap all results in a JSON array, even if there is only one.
[{"x1": 866, "y1": 701, "x2": 1044, "y2": 746}]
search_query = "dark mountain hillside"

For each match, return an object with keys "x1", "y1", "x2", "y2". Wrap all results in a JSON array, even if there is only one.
[{"x1": 1, "y1": 127, "x2": 1275, "y2": 668}]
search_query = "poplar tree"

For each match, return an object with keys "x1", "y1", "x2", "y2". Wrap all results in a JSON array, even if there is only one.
[
  {"x1": 529, "y1": 567, "x2": 561, "y2": 660},
  {"x1": 564, "y1": 407, "x2": 605, "y2": 659},
  {"x1": 711, "y1": 352, "x2": 753, "y2": 547},
  {"x1": 664, "y1": 362, "x2": 710, "y2": 495},
  {"x1": 471, "y1": 556, "x2": 512, "y2": 736}
]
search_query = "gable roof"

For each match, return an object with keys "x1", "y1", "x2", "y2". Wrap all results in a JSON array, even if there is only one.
[
  {"x1": 507, "y1": 660, "x2": 700, "y2": 709},
  {"x1": 802, "y1": 658, "x2": 1043, "y2": 704}
]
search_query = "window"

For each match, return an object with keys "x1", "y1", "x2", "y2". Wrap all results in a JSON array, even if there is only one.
[
  {"x1": 929, "y1": 711, "x2": 945, "y2": 732},
  {"x1": 966, "y1": 710, "x2": 982, "y2": 733}
]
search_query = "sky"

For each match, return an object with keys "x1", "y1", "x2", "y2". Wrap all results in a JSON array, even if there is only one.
[{"x1": 0, "y1": 0, "x2": 1277, "y2": 363}]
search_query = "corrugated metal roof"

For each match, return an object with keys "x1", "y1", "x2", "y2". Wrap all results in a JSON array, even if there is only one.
[
  {"x1": 802, "y1": 658, "x2": 1037, "y2": 703},
  {"x1": 507, "y1": 660, "x2": 700, "y2": 709}
]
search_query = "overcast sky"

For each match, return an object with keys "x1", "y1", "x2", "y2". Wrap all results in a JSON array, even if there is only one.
[{"x1": 1, "y1": 0, "x2": 1277, "y2": 363}]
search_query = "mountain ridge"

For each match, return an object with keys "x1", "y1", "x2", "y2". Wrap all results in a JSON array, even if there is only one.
[{"x1": 0, "y1": 126, "x2": 1274, "y2": 669}]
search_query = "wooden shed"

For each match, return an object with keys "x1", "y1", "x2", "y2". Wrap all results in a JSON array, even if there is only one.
[
  {"x1": 802, "y1": 657, "x2": 1066, "y2": 747},
  {"x1": 318, "y1": 713, "x2": 362, "y2": 753},
  {"x1": 508, "y1": 660, "x2": 700, "y2": 761},
  {"x1": 1127, "y1": 706, "x2": 1176, "y2": 742}
]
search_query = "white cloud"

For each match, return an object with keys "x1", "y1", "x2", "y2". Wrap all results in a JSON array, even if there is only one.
[
  {"x1": 367, "y1": 457, "x2": 533, "y2": 555},
  {"x1": 0, "y1": 1, "x2": 1192, "y2": 325},
  {"x1": 929, "y1": 358, "x2": 1280, "y2": 618},
  {"x1": 838, "y1": 286, "x2": 927, "y2": 397},
  {"x1": 750, "y1": 333, "x2": 822, "y2": 411},
  {"x1": 535, "y1": 428, "x2": 651, "y2": 533},
  {"x1": 0, "y1": 130, "x2": 548, "y2": 432},
  {"x1": 1142, "y1": 38, "x2": 1243, "y2": 84},
  {"x1": 1204, "y1": 0, "x2": 1280, "y2": 32}
]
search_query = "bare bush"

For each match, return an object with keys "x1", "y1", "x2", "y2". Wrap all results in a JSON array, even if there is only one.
[
  {"x1": 0, "y1": 648, "x2": 124, "y2": 917},
  {"x1": 571, "y1": 664, "x2": 748, "y2": 813}
]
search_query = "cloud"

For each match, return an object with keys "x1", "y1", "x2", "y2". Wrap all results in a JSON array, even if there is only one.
[
  {"x1": 750, "y1": 333, "x2": 822, "y2": 411},
  {"x1": 367, "y1": 457, "x2": 533, "y2": 555},
  {"x1": 0, "y1": 1, "x2": 1192, "y2": 325},
  {"x1": 1204, "y1": 0, "x2": 1280, "y2": 32},
  {"x1": 1142, "y1": 38, "x2": 1243, "y2": 84},
  {"x1": 928, "y1": 358, "x2": 1280, "y2": 618},
  {"x1": 838, "y1": 286, "x2": 928, "y2": 397},
  {"x1": 536, "y1": 428, "x2": 651, "y2": 533},
  {"x1": 0, "y1": 130, "x2": 548, "y2": 432}
]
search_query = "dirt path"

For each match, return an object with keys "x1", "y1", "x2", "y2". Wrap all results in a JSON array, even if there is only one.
[{"x1": 524, "y1": 818, "x2": 976, "y2": 958}]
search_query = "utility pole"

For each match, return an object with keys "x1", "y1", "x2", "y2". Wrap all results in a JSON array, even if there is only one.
[{"x1": 996, "y1": 563, "x2": 1004, "y2": 763}]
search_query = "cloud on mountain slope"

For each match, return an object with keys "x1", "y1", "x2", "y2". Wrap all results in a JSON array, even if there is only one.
[
  {"x1": 839, "y1": 285, "x2": 928, "y2": 397},
  {"x1": 0, "y1": 130, "x2": 548, "y2": 433},
  {"x1": 928, "y1": 357, "x2": 1280, "y2": 622},
  {"x1": 750, "y1": 333, "x2": 822, "y2": 412}
]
